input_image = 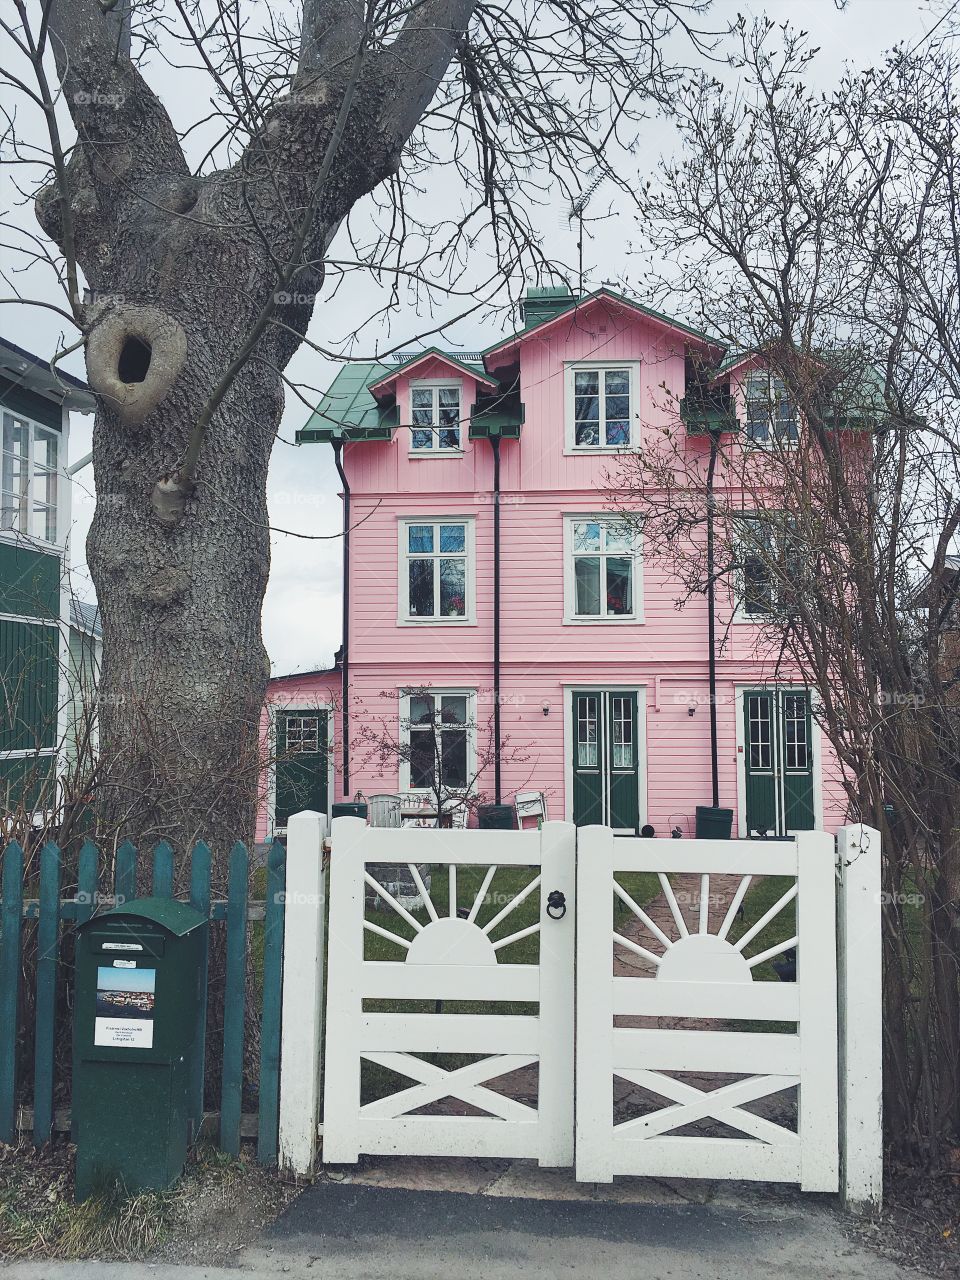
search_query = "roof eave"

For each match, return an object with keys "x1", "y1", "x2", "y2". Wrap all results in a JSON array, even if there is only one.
[
  {"x1": 367, "y1": 348, "x2": 497, "y2": 396},
  {"x1": 482, "y1": 289, "x2": 722, "y2": 370}
]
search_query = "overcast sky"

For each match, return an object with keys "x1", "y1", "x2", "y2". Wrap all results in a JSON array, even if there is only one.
[{"x1": 2, "y1": 0, "x2": 934, "y2": 675}]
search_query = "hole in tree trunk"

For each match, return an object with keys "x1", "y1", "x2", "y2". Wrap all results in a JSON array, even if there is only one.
[{"x1": 118, "y1": 336, "x2": 152, "y2": 384}]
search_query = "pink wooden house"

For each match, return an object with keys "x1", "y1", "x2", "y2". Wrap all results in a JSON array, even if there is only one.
[{"x1": 258, "y1": 286, "x2": 849, "y2": 840}]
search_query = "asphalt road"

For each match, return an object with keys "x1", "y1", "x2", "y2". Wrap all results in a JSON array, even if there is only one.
[{"x1": 3, "y1": 1180, "x2": 915, "y2": 1279}]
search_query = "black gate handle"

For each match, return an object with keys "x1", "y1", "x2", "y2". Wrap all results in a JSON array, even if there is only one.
[{"x1": 546, "y1": 889, "x2": 567, "y2": 920}]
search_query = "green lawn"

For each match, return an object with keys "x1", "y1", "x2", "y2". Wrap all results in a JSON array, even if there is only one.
[{"x1": 727, "y1": 875, "x2": 797, "y2": 981}]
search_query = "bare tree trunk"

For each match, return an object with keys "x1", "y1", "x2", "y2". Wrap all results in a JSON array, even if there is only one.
[{"x1": 87, "y1": 351, "x2": 278, "y2": 851}]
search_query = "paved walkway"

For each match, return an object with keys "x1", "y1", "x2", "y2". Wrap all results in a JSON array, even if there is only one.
[{"x1": 4, "y1": 1178, "x2": 915, "y2": 1279}]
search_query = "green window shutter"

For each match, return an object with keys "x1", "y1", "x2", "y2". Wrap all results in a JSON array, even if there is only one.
[
  {"x1": 0, "y1": 618, "x2": 60, "y2": 754},
  {"x1": 0, "y1": 754, "x2": 57, "y2": 815},
  {"x1": 0, "y1": 542, "x2": 62, "y2": 617},
  {"x1": 274, "y1": 711, "x2": 328, "y2": 829}
]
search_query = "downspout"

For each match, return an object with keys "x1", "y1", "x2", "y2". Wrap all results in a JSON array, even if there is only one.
[
  {"x1": 705, "y1": 427, "x2": 721, "y2": 809},
  {"x1": 332, "y1": 438, "x2": 350, "y2": 799},
  {"x1": 490, "y1": 433, "x2": 502, "y2": 804}
]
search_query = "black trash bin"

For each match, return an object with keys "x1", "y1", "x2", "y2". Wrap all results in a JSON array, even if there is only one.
[
  {"x1": 695, "y1": 805, "x2": 733, "y2": 839},
  {"x1": 478, "y1": 803, "x2": 517, "y2": 830}
]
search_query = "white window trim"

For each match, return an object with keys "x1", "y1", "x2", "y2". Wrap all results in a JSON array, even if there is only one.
[
  {"x1": 563, "y1": 360, "x2": 641, "y2": 455},
  {"x1": 407, "y1": 378, "x2": 466, "y2": 456},
  {"x1": 1, "y1": 410, "x2": 64, "y2": 548},
  {"x1": 266, "y1": 700, "x2": 334, "y2": 838},
  {"x1": 740, "y1": 372, "x2": 800, "y2": 450},
  {"x1": 398, "y1": 687, "x2": 477, "y2": 794},
  {"x1": 734, "y1": 684, "x2": 824, "y2": 836},
  {"x1": 397, "y1": 515, "x2": 477, "y2": 626},
  {"x1": 563, "y1": 514, "x2": 644, "y2": 624},
  {"x1": 731, "y1": 510, "x2": 793, "y2": 624}
]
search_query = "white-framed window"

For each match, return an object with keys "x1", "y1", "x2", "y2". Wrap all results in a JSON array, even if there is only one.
[
  {"x1": 398, "y1": 517, "x2": 475, "y2": 623},
  {"x1": 734, "y1": 512, "x2": 800, "y2": 619},
  {"x1": 1, "y1": 412, "x2": 59, "y2": 543},
  {"x1": 409, "y1": 381, "x2": 462, "y2": 452},
  {"x1": 283, "y1": 714, "x2": 321, "y2": 753},
  {"x1": 565, "y1": 363, "x2": 639, "y2": 451},
  {"x1": 400, "y1": 689, "x2": 476, "y2": 792},
  {"x1": 564, "y1": 517, "x2": 643, "y2": 622},
  {"x1": 743, "y1": 371, "x2": 799, "y2": 446}
]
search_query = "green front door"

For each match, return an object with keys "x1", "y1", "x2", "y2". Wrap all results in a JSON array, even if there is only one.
[
  {"x1": 743, "y1": 688, "x2": 815, "y2": 836},
  {"x1": 572, "y1": 690, "x2": 640, "y2": 831},
  {"x1": 275, "y1": 710, "x2": 328, "y2": 831}
]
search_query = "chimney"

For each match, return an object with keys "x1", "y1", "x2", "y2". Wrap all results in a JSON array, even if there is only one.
[{"x1": 519, "y1": 284, "x2": 576, "y2": 330}]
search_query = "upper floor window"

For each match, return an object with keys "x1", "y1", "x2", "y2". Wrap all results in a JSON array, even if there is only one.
[
  {"x1": 566, "y1": 364, "x2": 638, "y2": 451},
  {"x1": 735, "y1": 513, "x2": 800, "y2": 618},
  {"x1": 400, "y1": 518, "x2": 475, "y2": 623},
  {"x1": 1, "y1": 412, "x2": 59, "y2": 543},
  {"x1": 565, "y1": 518, "x2": 642, "y2": 621},
  {"x1": 743, "y1": 372, "x2": 798, "y2": 446},
  {"x1": 410, "y1": 383, "x2": 461, "y2": 452}
]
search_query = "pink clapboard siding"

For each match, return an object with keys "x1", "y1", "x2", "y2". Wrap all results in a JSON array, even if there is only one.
[{"x1": 258, "y1": 293, "x2": 851, "y2": 839}]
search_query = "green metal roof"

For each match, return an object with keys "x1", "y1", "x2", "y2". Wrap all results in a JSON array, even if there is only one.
[
  {"x1": 297, "y1": 361, "x2": 396, "y2": 443},
  {"x1": 81, "y1": 895, "x2": 206, "y2": 936}
]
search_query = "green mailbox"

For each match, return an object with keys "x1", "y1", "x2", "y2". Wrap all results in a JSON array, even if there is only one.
[{"x1": 73, "y1": 897, "x2": 207, "y2": 1200}]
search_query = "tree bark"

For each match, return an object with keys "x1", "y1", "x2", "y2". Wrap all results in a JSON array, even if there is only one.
[{"x1": 33, "y1": 0, "x2": 476, "y2": 855}]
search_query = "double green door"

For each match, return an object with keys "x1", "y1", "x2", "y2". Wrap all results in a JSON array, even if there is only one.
[
  {"x1": 743, "y1": 688, "x2": 815, "y2": 836},
  {"x1": 275, "y1": 710, "x2": 329, "y2": 831},
  {"x1": 572, "y1": 690, "x2": 640, "y2": 831}
]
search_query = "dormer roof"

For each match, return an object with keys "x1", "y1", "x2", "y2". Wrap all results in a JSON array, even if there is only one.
[{"x1": 367, "y1": 348, "x2": 497, "y2": 400}]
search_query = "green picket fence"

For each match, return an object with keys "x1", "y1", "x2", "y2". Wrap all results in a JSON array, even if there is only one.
[{"x1": 0, "y1": 837, "x2": 286, "y2": 1164}]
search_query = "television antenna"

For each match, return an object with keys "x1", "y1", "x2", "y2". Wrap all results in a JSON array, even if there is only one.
[{"x1": 566, "y1": 174, "x2": 605, "y2": 294}]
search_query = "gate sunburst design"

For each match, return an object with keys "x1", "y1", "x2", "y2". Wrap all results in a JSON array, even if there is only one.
[
  {"x1": 613, "y1": 873, "x2": 799, "y2": 980},
  {"x1": 363, "y1": 863, "x2": 542, "y2": 964}
]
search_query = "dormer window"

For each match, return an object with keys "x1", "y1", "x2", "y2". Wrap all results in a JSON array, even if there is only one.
[
  {"x1": 744, "y1": 372, "x2": 798, "y2": 446},
  {"x1": 410, "y1": 383, "x2": 462, "y2": 452},
  {"x1": 565, "y1": 363, "x2": 639, "y2": 452}
]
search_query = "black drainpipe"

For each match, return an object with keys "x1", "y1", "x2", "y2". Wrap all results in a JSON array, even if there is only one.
[
  {"x1": 332, "y1": 438, "x2": 350, "y2": 799},
  {"x1": 490, "y1": 433, "x2": 502, "y2": 804},
  {"x1": 705, "y1": 427, "x2": 720, "y2": 810}
]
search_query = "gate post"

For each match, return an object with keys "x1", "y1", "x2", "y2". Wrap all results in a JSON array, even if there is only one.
[
  {"x1": 278, "y1": 810, "x2": 327, "y2": 1176},
  {"x1": 836, "y1": 824, "x2": 883, "y2": 1212},
  {"x1": 574, "y1": 823, "x2": 616, "y2": 1183},
  {"x1": 537, "y1": 821, "x2": 577, "y2": 1168}
]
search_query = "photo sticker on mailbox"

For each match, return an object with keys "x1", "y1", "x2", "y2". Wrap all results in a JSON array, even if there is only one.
[{"x1": 95, "y1": 965, "x2": 156, "y2": 1048}]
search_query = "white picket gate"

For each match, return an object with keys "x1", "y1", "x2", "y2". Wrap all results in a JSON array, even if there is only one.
[
  {"x1": 575, "y1": 825, "x2": 839, "y2": 1190},
  {"x1": 281, "y1": 816, "x2": 877, "y2": 1204},
  {"x1": 322, "y1": 817, "x2": 576, "y2": 1165}
]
